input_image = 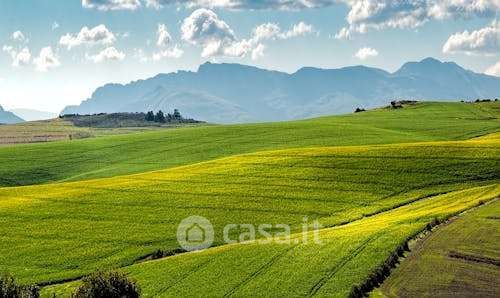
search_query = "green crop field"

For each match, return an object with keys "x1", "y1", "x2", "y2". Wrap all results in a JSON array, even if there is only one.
[
  {"x1": 41, "y1": 185, "x2": 499, "y2": 297},
  {"x1": 373, "y1": 200, "x2": 500, "y2": 297},
  {"x1": 0, "y1": 101, "x2": 499, "y2": 297},
  {"x1": 0, "y1": 102, "x2": 498, "y2": 187}
]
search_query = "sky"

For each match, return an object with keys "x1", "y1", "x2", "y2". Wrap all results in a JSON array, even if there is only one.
[{"x1": 0, "y1": 0, "x2": 499, "y2": 113}]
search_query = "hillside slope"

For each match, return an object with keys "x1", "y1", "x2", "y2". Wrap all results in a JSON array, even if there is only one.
[
  {"x1": 61, "y1": 58, "x2": 500, "y2": 123},
  {"x1": 1, "y1": 102, "x2": 499, "y2": 187},
  {"x1": 42, "y1": 185, "x2": 499, "y2": 297},
  {"x1": 0, "y1": 135, "x2": 498, "y2": 285}
]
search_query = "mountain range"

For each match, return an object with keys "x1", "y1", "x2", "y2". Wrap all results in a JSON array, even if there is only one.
[
  {"x1": 62, "y1": 58, "x2": 500, "y2": 123},
  {"x1": 0, "y1": 105, "x2": 24, "y2": 124}
]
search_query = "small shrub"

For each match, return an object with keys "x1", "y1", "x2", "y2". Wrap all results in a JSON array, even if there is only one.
[
  {"x1": 73, "y1": 270, "x2": 140, "y2": 298},
  {"x1": 0, "y1": 273, "x2": 39, "y2": 298}
]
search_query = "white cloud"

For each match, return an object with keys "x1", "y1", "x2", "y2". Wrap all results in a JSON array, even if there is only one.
[
  {"x1": 145, "y1": 0, "x2": 337, "y2": 10},
  {"x1": 252, "y1": 23, "x2": 281, "y2": 42},
  {"x1": 252, "y1": 21, "x2": 315, "y2": 41},
  {"x1": 282, "y1": 21, "x2": 314, "y2": 38},
  {"x1": 181, "y1": 9, "x2": 314, "y2": 59},
  {"x1": 152, "y1": 45, "x2": 184, "y2": 60},
  {"x1": 156, "y1": 24, "x2": 172, "y2": 47},
  {"x1": 485, "y1": 61, "x2": 500, "y2": 76},
  {"x1": 82, "y1": 0, "x2": 141, "y2": 10},
  {"x1": 52, "y1": 22, "x2": 60, "y2": 30},
  {"x1": 12, "y1": 31, "x2": 26, "y2": 42},
  {"x1": 336, "y1": 0, "x2": 500, "y2": 39},
  {"x1": 59, "y1": 24, "x2": 116, "y2": 49},
  {"x1": 181, "y1": 8, "x2": 237, "y2": 57},
  {"x1": 3, "y1": 45, "x2": 31, "y2": 67},
  {"x1": 355, "y1": 47, "x2": 379, "y2": 60},
  {"x1": 251, "y1": 43, "x2": 265, "y2": 60},
  {"x1": 443, "y1": 21, "x2": 500, "y2": 55},
  {"x1": 87, "y1": 47, "x2": 126, "y2": 63},
  {"x1": 34, "y1": 47, "x2": 60, "y2": 72}
]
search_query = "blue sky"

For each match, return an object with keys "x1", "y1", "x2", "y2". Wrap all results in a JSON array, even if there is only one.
[{"x1": 0, "y1": 0, "x2": 499, "y2": 112}]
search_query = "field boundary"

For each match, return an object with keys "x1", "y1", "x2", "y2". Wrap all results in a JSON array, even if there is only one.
[{"x1": 353, "y1": 197, "x2": 499, "y2": 298}]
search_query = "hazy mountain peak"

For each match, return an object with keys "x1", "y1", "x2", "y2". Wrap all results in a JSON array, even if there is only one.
[{"x1": 62, "y1": 58, "x2": 500, "y2": 123}]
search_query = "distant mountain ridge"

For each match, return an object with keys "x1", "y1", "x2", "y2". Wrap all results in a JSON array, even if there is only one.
[
  {"x1": 62, "y1": 58, "x2": 500, "y2": 123},
  {"x1": 0, "y1": 105, "x2": 24, "y2": 124}
]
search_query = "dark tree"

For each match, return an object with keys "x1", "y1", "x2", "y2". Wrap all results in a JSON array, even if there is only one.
[
  {"x1": 0, "y1": 273, "x2": 39, "y2": 298},
  {"x1": 155, "y1": 110, "x2": 166, "y2": 123},
  {"x1": 73, "y1": 270, "x2": 140, "y2": 298},
  {"x1": 145, "y1": 111, "x2": 155, "y2": 122},
  {"x1": 173, "y1": 109, "x2": 181, "y2": 120}
]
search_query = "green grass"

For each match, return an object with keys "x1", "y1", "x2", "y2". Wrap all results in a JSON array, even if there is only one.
[
  {"x1": 41, "y1": 185, "x2": 500, "y2": 297},
  {"x1": 0, "y1": 102, "x2": 498, "y2": 187},
  {"x1": 373, "y1": 200, "x2": 500, "y2": 297},
  {"x1": 0, "y1": 135, "x2": 498, "y2": 287}
]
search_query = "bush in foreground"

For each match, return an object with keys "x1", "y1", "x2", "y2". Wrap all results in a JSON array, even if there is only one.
[
  {"x1": 73, "y1": 270, "x2": 140, "y2": 298},
  {"x1": 0, "y1": 273, "x2": 39, "y2": 298}
]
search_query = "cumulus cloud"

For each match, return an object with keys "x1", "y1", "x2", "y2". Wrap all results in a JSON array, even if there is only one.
[
  {"x1": 355, "y1": 47, "x2": 379, "y2": 60},
  {"x1": 181, "y1": 8, "x2": 237, "y2": 57},
  {"x1": 442, "y1": 21, "x2": 500, "y2": 55},
  {"x1": 82, "y1": 0, "x2": 141, "y2": 10},
  {"x1": 485, "y1": 61, "x2": 500, "y2": 76},
  {"x1": 3, "y1": 45, "x2": 31, "y2": 67},
  {"x1": 59, "y1": 24, "x2": 116, "y2": 49},
  {"x1": 251, "y1": 43, "x2": 266, "y2": 60},
  {"x1": 335, "y1": 0, "x2": 500, "y2": 39},
  {"x1": 145, "y1": 0, "x2": 337, "y2": 10},
  {"x1": 252, "y1": 21, "x2": 315, "y2": 41},
  {"x1": 87, "y1": 46, "x2": 126, "y2": 63},
  {"x1": 181, "y1": 9, "x2": 314, "y2": 58},
  {"x1": 152, "y1": 45, "x2": 184, "y2": 60},
  {"x1": 12, "y1": 31, "x2": 26, "y2": 42},
  {"x1": 282, "y1": 21, "x2": 315, "y2": 38},
  {"x1": 156, "y1": 24, "x2": 172, "y2": 47},
  {"x1": 34, "y1": 47, "x2": 60, "y2": 72}
]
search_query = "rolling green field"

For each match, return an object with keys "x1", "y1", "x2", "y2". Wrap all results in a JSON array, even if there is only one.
[
  {"x1": 373, "y1": 200, "x2": 500, "y2": 297},
  {"x1": 1, "y1": 135, "x2": 499, "y2": 285},
  {"x1": 0, "y1": 101, "x2": 499, "y2": 297},
  {"x1": 0, "y1": 102, "x2": 498, "y2": 187},
  {"x1": 41, "y1": 185, "x2": 499, "y2": 297}
]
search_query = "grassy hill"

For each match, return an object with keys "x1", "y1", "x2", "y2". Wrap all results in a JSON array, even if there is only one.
[
  {"x1": 41, "y1": 184, "x2": 499, "y2": 297},
  {"x1": 0, "y1": 102, "x2": 498, "y2": 187},
  {"x1": 0, "y1": 101, "x2": 498, "y2": 297},
  {"x1": 1, "y1": 134, "x2": 498, "y2": 286}
]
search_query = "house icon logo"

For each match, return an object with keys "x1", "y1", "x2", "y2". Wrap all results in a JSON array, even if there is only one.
[{"x1": 177, "y1": 216, "x2": 214, "y2": 251}]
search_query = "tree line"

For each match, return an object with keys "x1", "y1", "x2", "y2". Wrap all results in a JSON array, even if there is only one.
[{"x1": 145, "y1": 109, "x2": 183, "y2": 123}]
